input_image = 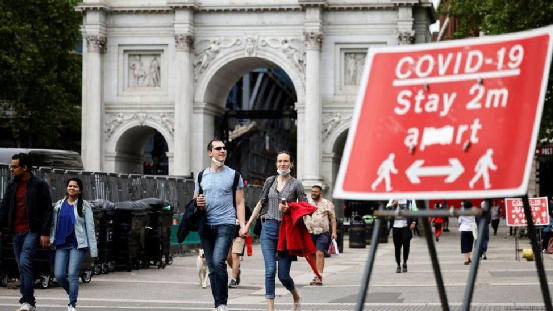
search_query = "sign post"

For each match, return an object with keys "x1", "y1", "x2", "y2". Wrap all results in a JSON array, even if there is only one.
[{"x1": 333, "y1": 26, "x2": 553, "y2": 311}]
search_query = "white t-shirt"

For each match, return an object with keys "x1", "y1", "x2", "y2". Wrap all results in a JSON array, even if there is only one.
[{"x1": 458, "y1": 215, "x2": 475, "y2": 231}]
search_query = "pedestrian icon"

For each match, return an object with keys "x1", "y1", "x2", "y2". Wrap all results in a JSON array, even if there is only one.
[
  {"x1": 371, "y1": 153, "x2": 398, "y2": 192},
  {"x1": 469, "y1": 149, "x2": 497, "y2": 189}
]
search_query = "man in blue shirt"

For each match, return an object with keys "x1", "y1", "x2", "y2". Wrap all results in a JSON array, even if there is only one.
[{"x1": 195, "y1": 139, "x2": 246, "y2": 311}]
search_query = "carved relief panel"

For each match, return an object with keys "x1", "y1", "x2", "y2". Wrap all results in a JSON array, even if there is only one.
[
  {"x1": 118, "y1": 45, "x2": 168, "y2": 96},
  {"x1": 127, "y1": 54, "x2": 162, "y2": 88},
  {"x1": 344, "y1": 52, "x2": 366, "y2": 86},
  {"x1": 105, "y1": 112, "x2": 174, "y2": 141}
]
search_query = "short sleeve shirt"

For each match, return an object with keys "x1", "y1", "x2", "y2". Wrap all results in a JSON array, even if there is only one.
[
  {"x1": 304, "y1": 199, "x2": 335, "y2": 235},
  {"x1": 194, "y1": 166, "x2": 244, "y2": 226}
]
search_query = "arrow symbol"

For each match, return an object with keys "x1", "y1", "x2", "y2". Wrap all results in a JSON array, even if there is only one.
[{"x1": 406, "y1": 158, "x2": 464, "y2": 184}]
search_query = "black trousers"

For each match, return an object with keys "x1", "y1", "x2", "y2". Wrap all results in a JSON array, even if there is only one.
[{"x1": 393, "y1": 227, "x2": 413, "y2": 265}]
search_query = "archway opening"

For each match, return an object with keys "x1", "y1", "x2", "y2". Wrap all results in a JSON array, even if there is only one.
[
  {"x1": 114, "y1": 126, "x2": 169, "y2": 174},
  {"x1": 204, "y1": 57, "x2": 298, "y2": 185}
]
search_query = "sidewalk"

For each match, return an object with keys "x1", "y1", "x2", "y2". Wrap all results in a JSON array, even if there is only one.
[{"x1": 0, "y1": 219, "x2": 551, "y2": 310}]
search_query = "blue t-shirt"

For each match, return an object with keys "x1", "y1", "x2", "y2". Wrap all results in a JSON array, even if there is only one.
[
  {"x1": 194, "y1": 166, "x2": 244, "y2": 226},
  {"x1": 55, "y1": 199, "x2": 77, "y2": 247}
]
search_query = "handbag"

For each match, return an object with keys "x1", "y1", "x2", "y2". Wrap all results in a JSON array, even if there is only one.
[
  {"x1": 328, "y1": 239, "x2": 340, "y2": 256},
  {"x1": 471, "y1": 221, "x2": 478, "y2": 240}
]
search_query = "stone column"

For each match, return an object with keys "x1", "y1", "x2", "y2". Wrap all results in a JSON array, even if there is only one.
[
  {"x1": 84, "y1": 35, "x2": 106, "y2": 172},
  {"x1": 174, "y1": 34, "x2": 195, "y2": 176},
  {"x1": 303, "y1": 31, "x2": 324, "y2": 186}
]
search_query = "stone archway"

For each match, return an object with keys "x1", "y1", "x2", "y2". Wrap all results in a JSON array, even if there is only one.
[
  {"x1": 104, "y1": 117, "x2": 174, "y2": 174},
  {"x1": 191, "y1": 48, "x2": 305, "y2": 174}
]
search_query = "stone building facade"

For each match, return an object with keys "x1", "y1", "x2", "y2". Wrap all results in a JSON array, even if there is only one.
[{"x1": 78, "y1": 0, "x2": 436, "y2": 196}]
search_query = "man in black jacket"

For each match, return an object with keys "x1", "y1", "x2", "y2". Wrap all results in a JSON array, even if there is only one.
[{"x1": 0, "y1": 153, "x2": 53, "y2": 311}]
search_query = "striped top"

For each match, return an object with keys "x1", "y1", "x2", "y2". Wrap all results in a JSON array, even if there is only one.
[{"x1": 259, "y1": 176, "x2": 307, "y2": 221}]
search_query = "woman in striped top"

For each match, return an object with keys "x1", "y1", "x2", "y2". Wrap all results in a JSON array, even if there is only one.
[{"x1": 242, "y1": 151, "x2": 307, "y2": 311}]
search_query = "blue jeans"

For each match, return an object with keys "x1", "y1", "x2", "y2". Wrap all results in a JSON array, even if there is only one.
[
  {"x1": 54, "y1": 246, "x2": 87, "y2": 307},
  {"x1": 260, "y1": 219, "x2": 295, "y2": 299},
  {"x1": 13, "y1": 231, "x2": 40, "y2": 306},
  {"x1": 200, "y1": 224, "x2": 235, "y2": 308}
]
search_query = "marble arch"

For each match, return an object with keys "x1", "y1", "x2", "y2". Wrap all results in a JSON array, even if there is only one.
[
  {"x1": 105, "y1": 119, "x2": 175, "y2": 174},
  {"x1": 78, "y1": 0, "x2": 436, "y2": 192}
]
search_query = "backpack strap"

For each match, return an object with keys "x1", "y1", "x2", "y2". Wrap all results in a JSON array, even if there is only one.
[{"x1": 197, "y1": 169, "x2": 205, "y2": 195}]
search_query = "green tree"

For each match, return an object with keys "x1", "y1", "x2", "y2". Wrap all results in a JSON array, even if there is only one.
[
  {"x1": 0, "y1": 0, "x2": 82, "y2": 148},
  {"x1": 442, "y1": 0, "x2": 553, "y2": 141}
]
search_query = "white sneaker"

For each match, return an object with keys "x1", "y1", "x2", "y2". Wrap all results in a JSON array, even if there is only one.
[
  {"x1": 67, "y1": 306, "x2": 76, "y2": 311},
  {"x1": 217, "y1": 305, "x2": 228, "y2": 311},
  {"x1": 16, "y1": 303, "x2": 35, "y2": 311}
]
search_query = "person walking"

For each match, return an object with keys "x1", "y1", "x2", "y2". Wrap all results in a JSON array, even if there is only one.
[
  {"x1": 0, "y1": 153, "x2": 53, "y2": 311},
  {"x1": 490, "y1": 200, "x2": 501, "y2": 236},
  {"x1": 227, "y1": 206, "x2": 251, "y2": 289},
  {"x1": 304, "y1": 185, "x2": 337, "y2": 286},
  {"x1": 459, "y1": 200, "x2": 475, "y2": 265},
  {"x1": 50, "y1": 178, "x2": 98, "y2": 311},
  {"x1": 432, "y1": 203, "x2": 444, "y2": 242},
  {"x1": 242, "y1": 151, "x2": 305, "y2": 311},
  {"x1": 194, "y1": 139, "x2": 247, "y2": 311},
  {"x1": 476, "y1": 200, "x2": 491, "y2": 260},
  {"x1": 386, "y1": 199, "x2": 418, "y2": 273},
  {"x1": 227, "y1": 236, "x2": 245, "y2": 288}
]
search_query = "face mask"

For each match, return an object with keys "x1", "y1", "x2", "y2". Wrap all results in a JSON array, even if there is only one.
[
  {"x1": 277, "y1": 168, "x2": 291, "y2": 176},
  {"x1": 211, "y1": 157, "x2": 224, "y2": 167}
]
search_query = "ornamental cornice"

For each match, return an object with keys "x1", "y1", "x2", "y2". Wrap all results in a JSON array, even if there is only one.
[
  {"x1": 76, "y1": 1, "x2": 431, "y2": 14},
  {"x1": 298, "y1": 0, "x2": 327, "y2": 8}
]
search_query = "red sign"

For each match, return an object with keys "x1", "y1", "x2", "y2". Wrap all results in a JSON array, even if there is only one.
[
  {"x1": 505, "y1": 197, "x2": 550, "y2": 226},
  {"x1": 334, "y1": 27, "x2": 553, "y2": 200}
]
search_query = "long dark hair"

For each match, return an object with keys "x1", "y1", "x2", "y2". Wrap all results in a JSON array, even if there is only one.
[{"x1": 66, "y1": 177, "x2": 84, "y2": 217}]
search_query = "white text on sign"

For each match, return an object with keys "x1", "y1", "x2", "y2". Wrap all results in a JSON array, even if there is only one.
[{"x1": 393, "y1": 45, "x2": 525, "y2": 151}]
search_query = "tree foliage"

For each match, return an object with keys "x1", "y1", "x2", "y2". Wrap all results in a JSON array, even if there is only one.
[
  {"x1": 442, "y1": 0, "x2": 553, "y2": 142},
  {"x1": 0, "y1": 0, "x2": 82, "y2": 148}
]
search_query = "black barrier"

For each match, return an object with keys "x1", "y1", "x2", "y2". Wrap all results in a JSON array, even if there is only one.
[{"x1": 349, "y1": 216, "x2": 366, "y2": 249}]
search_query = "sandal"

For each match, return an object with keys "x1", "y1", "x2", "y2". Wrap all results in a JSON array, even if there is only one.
[{"x1": 464, "y1": 261, "x2": 469, "y2": 265}]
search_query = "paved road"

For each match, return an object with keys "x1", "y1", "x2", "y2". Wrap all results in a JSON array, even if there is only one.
[{"x1": 0, "y1": 220, "x2": 551, "y2": 310}]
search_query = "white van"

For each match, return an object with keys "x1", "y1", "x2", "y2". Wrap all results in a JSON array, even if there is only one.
[{"x1": 0, "y1": 148, "x2": 84, "y2": 170}]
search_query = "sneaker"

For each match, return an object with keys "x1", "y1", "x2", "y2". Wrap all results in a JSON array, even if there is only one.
[
  {"x1": 218, "y1": 305, "x2": 228, "y2": 311},
  {"x1": 482, "y1": 253, "x2": 487, "y2": 260},
  {"x1": 67, "y1": 307, "x2": 76, "y2": 311},
  {"x1": 292, "y1": 296, "x2": 302, "y2": 311},
  {"x1": 402, "y1": 263, "x2": 407, "y2": 273},
  {"x1": 229, "y1": 279, "x2": 238, "y2": 288},
  {"x1": 309, "y1": 277, "x2": 318, "y2": 285},
  {"x1": 436, "y1": 236, "x2": 439, "y2": 242},
  {"x1": 16, "y1": 303, "x2": 35, "y2": 311},
  {"x1": 396, "y1": 265, "x2": 401, "y2": 273}
]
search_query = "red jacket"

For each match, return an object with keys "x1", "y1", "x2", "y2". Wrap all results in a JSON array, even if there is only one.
[{"x1": 277, "y1": 201, "x2": 321, "y2": 279}]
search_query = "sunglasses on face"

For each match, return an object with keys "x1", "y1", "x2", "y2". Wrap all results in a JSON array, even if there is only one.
[{"x1": 213, "y1": 146, "x2": 226, "y2": 151}]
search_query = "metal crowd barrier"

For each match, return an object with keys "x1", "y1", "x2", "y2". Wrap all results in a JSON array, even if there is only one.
[{"x1": 0, "y1": 164, "x2": 263, "y2": 215}]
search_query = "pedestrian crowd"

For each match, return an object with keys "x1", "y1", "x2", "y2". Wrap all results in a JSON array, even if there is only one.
[{"x1": 2, "y1": 147, "x2": 553, "y2": 311}]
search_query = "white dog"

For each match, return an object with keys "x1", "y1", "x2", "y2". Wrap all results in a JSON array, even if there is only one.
[{"x1": 196, "y1": 249, "x2": 209, "y2": 288}]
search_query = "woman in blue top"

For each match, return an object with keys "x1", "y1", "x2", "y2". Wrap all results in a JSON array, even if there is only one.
[{"x1": 50, "y1": 178, "x2": 98, "y2": 311}]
